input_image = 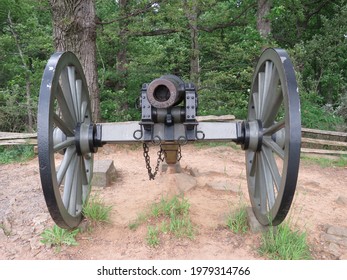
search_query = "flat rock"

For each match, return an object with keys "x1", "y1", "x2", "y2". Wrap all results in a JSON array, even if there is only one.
[
  {"x1": 321, "y1": 233, "x2": 347, "y2": 247},
  {"x1": 327, "y1": 226, "x2": 347, "y2": 238},
  {"x1": 335, "y1": 196, "x2": 347, "y2": 206},
  {"x1": 92, "y1": 160, "x2": 117, "y2": 187},
  {"x1": 327, "y1": 242, "x2": 343, "y2": 258},
  {"x1": 205, "y1": 180, "x2": 240, "y2": 193}
]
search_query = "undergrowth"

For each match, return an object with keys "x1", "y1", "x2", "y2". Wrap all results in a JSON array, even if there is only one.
[
  {"x1": 0, "y1": 145, "x2": 35, "y2": 164},
  {"x1": 129, "y1": 195, "x2": 195, "y2": 247}
]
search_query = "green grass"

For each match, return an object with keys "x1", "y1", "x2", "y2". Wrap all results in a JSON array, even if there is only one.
[
  {"x1": 193, "y1": 141, "x2": 240, "y2": 150},
  {"x1": 82, "y1": 194, "x2": 112, "y2": 225},
  {"x1": 129, "y1": 195, "x2": 195, "y2": 247},
  {"x1": 301, "y1": 155, "x2": 347, "y2": 168},
  {"x1": 0, "y1": 223, "x2": 11, "y2": 236},
  {"x1": 40, "y1": 225, "x2": 79, "y2": 252},
  {"x1": 0, "y1": 145, "x2": 35, "y2": 164},
  {"x1": 226, "y1": 205, "x2": 249, "y2": 234},
  {"x1": 259, "y1": 222, "x2": 312, "y2": 260},
  {"x1": 146, "y1": 226, "x2": 160, "y2": 247}
]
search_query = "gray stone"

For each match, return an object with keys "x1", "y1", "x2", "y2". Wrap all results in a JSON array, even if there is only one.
[
  {"x1": 321, "y1": 233, "x2": 347, "y2": 247},
  {"x1": 246, "y1": 207, "x2": 272, "y2": 233},
  {"x1": 327, "y1": 226, "x2": 347, "y2": 238},
  {"x1": 335, "y1": 196, "x2": 347, "y2": 206},
  {"x1": 205, "y1": 180, "x2": 241, "y2": 193},
  {"x1": 189, "y1": 167, "x2": 200, "y2": 177},
  {"x1": 92, "y1": 160, "x2": 117, "y2": 187},
  {"x1": 173, "y1": 173, "x2": 197, "y2": 193},
  {"x1": 327, "y1": 242, "x2": 342, "y2": 258}
]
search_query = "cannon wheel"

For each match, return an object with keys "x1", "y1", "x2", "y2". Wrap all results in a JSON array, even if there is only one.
[
  {"x1": 38, "y1": 52, "x2": 93, "y2": 229},
  {"x1": 245, "y1": 48, "x2": 301, "y2": 226}
]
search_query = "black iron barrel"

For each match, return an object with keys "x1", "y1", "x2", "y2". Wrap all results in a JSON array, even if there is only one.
[{"x1": 146, "y1": 75, "x2": 185, "y2": 109}]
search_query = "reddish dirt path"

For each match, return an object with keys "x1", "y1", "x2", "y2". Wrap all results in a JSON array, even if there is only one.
[{"x1": 1, "y1": 144, "x2": 346, "y2": 259}]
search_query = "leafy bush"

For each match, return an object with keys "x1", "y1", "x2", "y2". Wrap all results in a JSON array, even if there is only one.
[{"x1": 0, "y1": 145, "x2": 35, "y2": 164}]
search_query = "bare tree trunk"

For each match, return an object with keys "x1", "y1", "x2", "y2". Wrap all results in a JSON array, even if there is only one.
[
  {"x1": 184, "y1": 0, "x2": 200, "y2": 87},
  {"x1": 257, "y1": 0, "x2": 272, "y2": 38},
  {"x1": 116, "y1": 0, "x2": 128, "y2": 91},
  {"x1": 49, "y1": 0, "x2": 100, "y2": 121},
  {"x1": 7, "y1": 12, "x2": 33, "y2": 132}
]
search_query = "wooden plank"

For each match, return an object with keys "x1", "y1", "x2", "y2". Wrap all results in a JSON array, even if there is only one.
[
  {"x1": 196, "y1": 115, "x2": 235, "y2": 122},
  {"x1": 0, "y1": 132, "x2": 37, "y2": 140},
  {"x1": 302, "y1": 128, "x2": 347, "y2": 138},
  {"x1": 0, "y1": 139, "x2": 37, "y2": 146},
  {"x1": 301, "y1": 137, "x2": 347, "y2": 148},
  {"x1": 301, "y1": 148, "x2": 347, "y2": 156}
]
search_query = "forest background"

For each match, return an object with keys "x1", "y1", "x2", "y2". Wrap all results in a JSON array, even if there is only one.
[{"x1": 0, "y1": 0, "x2": 346, "y2": 133}]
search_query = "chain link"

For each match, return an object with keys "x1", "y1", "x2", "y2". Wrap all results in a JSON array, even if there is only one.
[
  {"x1": 142, "y1": 142, "x2": 183, "y2": 180},
  {"x1": 143, "y1": 142, "x2": 164, "y2": 180}
]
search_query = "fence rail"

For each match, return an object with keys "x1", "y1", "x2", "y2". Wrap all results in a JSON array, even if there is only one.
[{"x1": 1, "y1": 122, "x2": 346, "y2": 156}]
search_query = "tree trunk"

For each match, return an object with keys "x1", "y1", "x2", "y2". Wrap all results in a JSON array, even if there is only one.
[
  {"x1": 7, "y1": 13, "x2": 33, "y2": 132},
  {"x1": 116, "y1": 0, "x2": 128, "y2": 91},
  {"x1": 49, "y1": 0, "x2": 100, "y2": 121},
  {"x1": 257, "y1": 0, "x2": 272, "y2": 38},
  {"x1": 184, "y1": 0, "x2": 200, "y2": 87}
]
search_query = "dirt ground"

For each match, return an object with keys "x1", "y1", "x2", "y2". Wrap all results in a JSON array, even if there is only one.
[{"x1": 0, "y1": 144, "x2": 346, "y2": 260}]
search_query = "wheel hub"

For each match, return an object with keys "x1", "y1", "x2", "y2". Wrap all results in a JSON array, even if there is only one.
[
  {"x1": 75, "y1": 123, "x2": 102, "y2": 155},
  {"x1": 242, "y1": 120, "x2": 263, "y2": 152}
]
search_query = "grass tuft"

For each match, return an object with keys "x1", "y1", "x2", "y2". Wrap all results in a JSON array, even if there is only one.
[
  {"x1": 259, "y1": 222, "x2": 312, "y2": 260},
  {"x1": 129, "y1": 195, "x2": 195, "y2": 247},
  {"x1": 226, "y1": 205, "x2": 249, "y2": 234},
  {"x1": 82, "y1": 194, "x2": 112, "y2": 225}
]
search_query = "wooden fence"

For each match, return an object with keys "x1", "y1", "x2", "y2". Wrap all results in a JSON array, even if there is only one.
[{"x1": 1, "y1": 123, "x2": 346, "y2": 156}]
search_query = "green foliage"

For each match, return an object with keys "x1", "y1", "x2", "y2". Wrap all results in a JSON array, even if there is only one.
[
  {"x1": 1, "y1": 0, "x2": 346, "y2": 130},
  {"x1": 129, "y1": 195, "x2": 195, "y2": 247},
  {"x1": 82, "y1": 194, "x2": 112, "y2": 224},
  {"x1": 226, "y1": 206, "x2": 249, "y2": 234},
  {"x1": 259, "y1": 223, "x2": 312, "y2": 260},
  {"x1": 300, "y1": 92, "x2": 344, "y2": 130},
  {"x1": 40, "y1": 225, "x2": 79, "y2": 251},
  {"x1": 0, "y1": 145, "x2": 34, "y2": 164},
  {"x1": 146, "y1": 226, "x2": 160, "y2": 247},
  {"x1": 301, "y1": 155, "x2": 347, "y2": 168}
]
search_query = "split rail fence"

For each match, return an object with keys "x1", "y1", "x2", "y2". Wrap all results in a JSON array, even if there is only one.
[{"x1": 0, "y1": 118, "x2": 346, "y2": 156}]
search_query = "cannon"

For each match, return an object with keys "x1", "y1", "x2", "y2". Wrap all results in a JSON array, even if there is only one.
[{"x1": 37, "y1": 48, "x2": 301, "y2": 229}]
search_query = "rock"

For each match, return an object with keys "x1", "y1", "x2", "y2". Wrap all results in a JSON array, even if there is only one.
[
  {"x1": 173, "y1": 174, "x2": 197, "y2": 193},
  {"x1": 340, "y1": 254, "x2": 347, "y2": 260},
  {"x1": 327, "y1": 242, "x2": 342, "y2": 258},
  {"x1": 335, "y1": 196, "x2": 347, "y2": 206},
  {"x1": 189, "y1": 167, "x2": 200, "y2": 177},
  {"x1": 205, "y1": 180, "x2": 241, "y2": 193},
  {"x1": 327, "y1": 226, "x2": 347, "y2": 238},
  {"x1": 92, "y1": 160, "x2": 117, "y2": 187},
  {"x1": 160, "y1": 173, "x2": 197, "y2": 198},
  {"x1": 321, "y1": 233, "x2": 347, "y2": 247}
]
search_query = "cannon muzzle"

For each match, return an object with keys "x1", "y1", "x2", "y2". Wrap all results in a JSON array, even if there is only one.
[{"x1": 146, "y1": 75, "x2": 185, "y2": 109}]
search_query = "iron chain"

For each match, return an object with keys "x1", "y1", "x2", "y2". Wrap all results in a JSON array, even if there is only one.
[
  {"x1": 143, "y1": 142, "x2": 164, "y2": 180},
  {"x1": 142, "y1": 142, "x2": 183, "y2": 180}
]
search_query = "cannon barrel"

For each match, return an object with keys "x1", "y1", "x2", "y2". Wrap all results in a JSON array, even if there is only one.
[{"x1": 146, "y1": 75, "x2": 185, "y2": 109}]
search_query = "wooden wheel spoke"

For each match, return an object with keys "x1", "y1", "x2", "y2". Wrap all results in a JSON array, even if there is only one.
[
  {"x1": 53, "y1": 112, "x2": 74, "y2": 136},
  {"x1": 53, "y1": 137, "x2": 75, "y2": 153},
  {"x1": 263, "y1": 137, "x2": 285, "y2": 160},
  {"x1": 263, "y1": 119, "x2": 285, "y2": 136},
  {"x1": 262, "y1": 147, "x2": 281, "y2": 192},
  {"x1": 62, "y1": 152, "x2": 78, "y2": 209}
]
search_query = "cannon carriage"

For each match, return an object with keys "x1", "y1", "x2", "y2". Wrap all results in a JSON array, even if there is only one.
[{"x1": 37, "y1": 48, "x2": 301, "y2": 229}]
